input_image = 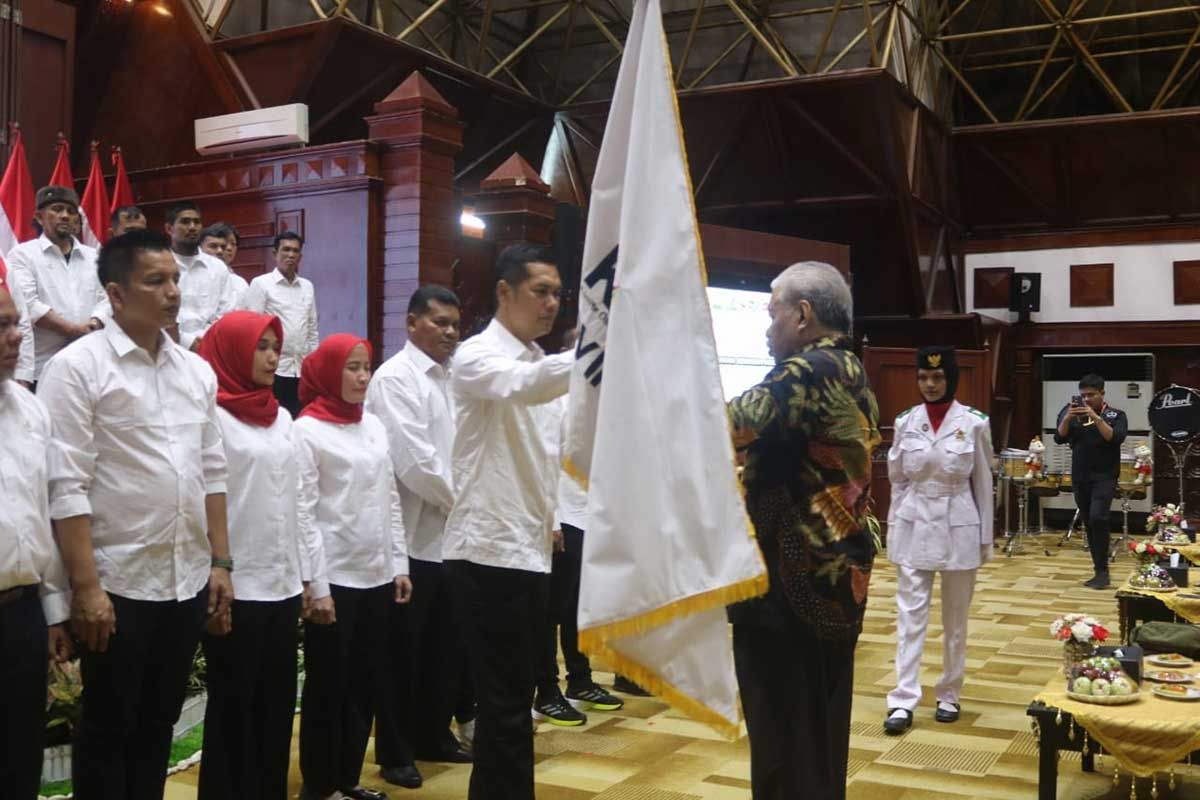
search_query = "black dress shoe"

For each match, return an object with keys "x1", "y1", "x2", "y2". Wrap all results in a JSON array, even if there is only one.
[
  {"x1": 378, "y1": 763, "x2": 423, "y2": 789},
  {"x1": 934, "y1": 703, "x2": 961, "y2": 723},
  {"x1": 416, "y1": 745, "x2": 473, "y2": 764},
  {"x1": 613, "y1": 675, "x2": 651, "y2": 696},
  {"x1": 343, "y1": 787, "x2": 390, "y2": 800},
  {"x1": 883, "y1": 708, "x2": 912, "y2": 735},
  {"x1": 1084, "y1": 573, "x2": 1111, "y2": 590}
]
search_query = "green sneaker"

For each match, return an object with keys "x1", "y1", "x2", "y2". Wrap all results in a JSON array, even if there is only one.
[
  {"x1": 566, "y1": 684, "x2": 625, "y2": 711},
  {"x1": 533, "y1": 694, "x2": 587, "y2": 727}
]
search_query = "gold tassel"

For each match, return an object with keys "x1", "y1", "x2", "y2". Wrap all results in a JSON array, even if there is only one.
[
  {"x1": 1130, "y1": 775, "x2": 1138, "y2": 799},
  {"x1": 1169, "y1": 767, "x2": 1176, "y2": 790},
  {"x1": 1115, "y1": 764, "x2": 1121, "y2": 788},
  {"x1": 1069, "y1": 723, "x2": 1076, "y2": 742},
  {"x1": 1082, "y1": 730, "x2": 1089, "y2": 755},
  {"x1": 1056, "y1": 708, "x2": 1063, "y2": 726},
  {"x1": 1151, "y1": 774, "x2": 1158, "y2": 799}
]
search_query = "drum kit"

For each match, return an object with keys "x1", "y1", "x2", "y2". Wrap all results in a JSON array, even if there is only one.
[{"x1": 993, "y1": 385, "x2": 1200, "y2": 558}]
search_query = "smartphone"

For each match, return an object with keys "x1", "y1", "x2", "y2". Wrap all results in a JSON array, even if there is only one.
[{"x1": 1070, "y1": 394, "x2": 1082, "y2": 407}]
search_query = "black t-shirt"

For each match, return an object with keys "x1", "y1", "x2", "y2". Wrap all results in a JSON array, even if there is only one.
[{"x1": 1054, "y1": 404, "x2": 1128, "y2": 480}]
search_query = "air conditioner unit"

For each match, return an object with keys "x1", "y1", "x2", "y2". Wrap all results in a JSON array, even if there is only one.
[{"x1": 194, "y1": 104, "x2": 309, "y2": 156}]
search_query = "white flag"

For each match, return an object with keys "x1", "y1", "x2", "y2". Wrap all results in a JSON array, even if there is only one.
[{"x1": 564, "y1": 0, "x2": 767, "y2": 738}]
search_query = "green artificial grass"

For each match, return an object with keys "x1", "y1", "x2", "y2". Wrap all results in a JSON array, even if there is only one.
[
  {"x1": 41, "y1": 723, "x2": 205, "y2": 798},
  {"x1": 38, "y1": 779, "x2": 72, "y2": 797}
]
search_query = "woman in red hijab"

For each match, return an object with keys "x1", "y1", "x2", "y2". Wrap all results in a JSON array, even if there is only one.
[
  {"x1": 293, "y1": 334, "x2": 413, "y2": 800},
  {"x1": 196, "y1": 310, "x2": 314, "y2": 800}
]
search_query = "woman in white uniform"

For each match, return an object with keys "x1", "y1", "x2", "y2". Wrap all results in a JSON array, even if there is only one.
[{"x1": 883, "y1": 346, "x2": 993, "y2": 735}]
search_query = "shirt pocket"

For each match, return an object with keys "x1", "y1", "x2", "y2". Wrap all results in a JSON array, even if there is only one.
[
  {"x1": 941, "y1": 437, "x2": 975, "y2": 478},
  {"x1": 949, "y1": 492, "x2": 980, "y2": 527},
  {"x1": 898, "y1": 436, "x2": 928, "y2": 478}
]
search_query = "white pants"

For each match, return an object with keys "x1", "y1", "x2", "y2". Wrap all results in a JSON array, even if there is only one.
[{"x1": 886, "y1": 565, "x2": 977, "y2": 712}]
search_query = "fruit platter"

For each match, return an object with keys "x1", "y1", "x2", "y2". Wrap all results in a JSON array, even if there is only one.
[
  {"x1": 1128, "y1": 563, "x2": 1177, "y2": 591},
  {"x1": 1153, "y1": 527, "x2": 1192, "y2": 546},
  {"x1": 1066, "y1": 656, "x2": 1141, "y2": 705}
]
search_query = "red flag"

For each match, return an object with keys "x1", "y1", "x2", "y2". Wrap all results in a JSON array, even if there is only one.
[
  {"x1": 110, "y1": 146, "x2": 134, "y2": 215},
  {"x1": 80, "y1": 141, "x2": 111, "y2": 247},
  {"x1": 0, "y1": 124, "x2": 36, "y2": 254},
  {"x1": 48, "y1": 133, "x2": 74, "y2": 188}
]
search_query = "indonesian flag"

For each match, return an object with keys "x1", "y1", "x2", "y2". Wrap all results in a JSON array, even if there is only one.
[
  {"x1": 0, "y1": 126, "x2": 35, "y2": 255},
  {"x1": 110, "y1": 146, "x2": 134, "y2": 215},
  {"x1": 562, "y1": 0, "x2": 766, "y2": 738},
  {"x1": 80, "y1": 142, "x2": 111, "y2": 247},
  {"x1": 49, "y1": 134, "x2": 74, "y2": 188}
]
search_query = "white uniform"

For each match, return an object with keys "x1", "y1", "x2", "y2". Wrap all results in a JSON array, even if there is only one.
[{"x1": 885, "y1": 400, "x2": 993, "y2": 712}]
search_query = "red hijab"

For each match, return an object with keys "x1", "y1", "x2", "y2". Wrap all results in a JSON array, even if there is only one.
[
  {"x1": 198, "y1": 311, "x2": 283, "y2": 427},
  {"x1": 299, "y1": 333, "x2": 373, "y2": 425}
]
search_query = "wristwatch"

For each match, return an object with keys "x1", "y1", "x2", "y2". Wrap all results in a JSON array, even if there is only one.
[{"x1": 211, "y1": 556, "x2": 235, "y2": 572}]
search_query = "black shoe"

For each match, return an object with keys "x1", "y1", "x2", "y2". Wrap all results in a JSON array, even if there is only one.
[
  {"x1": 1084, "y1": 573, "x2": 1111, "y2": 590},
  {"x1": 415, "y1": 745, "x2": 472, "y2": 764},
  {"x1": 613, "y1": 675, "x2": 651, "y2": 696},
  {"x1": 934, "y1": 703, "x2": 961, "y2": 723},
  {"x1": 299, "y1": 788, "x2": 344, "y2": 800},
  {"x1": 378, "y1": 764, "x2": 422, "y2": 789},
  {"x1": 883, "y1": 708, "x2": 913, "y2": 735},
  {"x1": 566, "y1": 683, "x2": 625, "y2": 711},
  {"x1": 343, "y1": 787, "x2": 390, "y2": 800},
  {"x1": 533, "y1": 693, "x2": 588, "y2": 726}
]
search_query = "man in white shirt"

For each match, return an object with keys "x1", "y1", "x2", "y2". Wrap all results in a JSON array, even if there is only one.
[
  {"x1": 164, "y1": 200, "x2": 238, "y2": 352},
  {"x1": 6, "y1": 185, "x2": 106, "y2": 385},
  {"x1": 0, "y1": 279, "x2": 72, "y2": 800},
  {"x1": 444, "y1": 243, "x2": 572, "y2": 800},
  {"x1": 199, "y1": 222, "x2": 249, "y2": 308},
  {"x1": 39, "y1": 229, "x2": 235, "y2": 800},
  {"x1": 367, "y1": 285, "x2": 472, "y2": 775},
  {"x1": 109, "y1": 205, "x2": 146, "y2": 238},
  {"x1": 242, "y1": 231, "x2": 318, "y2": 417},
  {"x1": 0, "y1": 255, "x2": 35, "y2": 385}
]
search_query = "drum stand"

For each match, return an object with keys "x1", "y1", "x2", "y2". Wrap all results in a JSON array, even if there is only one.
[
  {"x1": 1004, "y1": 478, "x2": 1037, "y2": 556},
  {"x1": 1059, "y1": 510, "x2": 1089, "y2": 550},
  {"x1": 1108, "y1": 486, "x2": 1140, "y2": 562},
  {"x1": 1164, "y1": 442, "x2": 1196, "y2": 516}
]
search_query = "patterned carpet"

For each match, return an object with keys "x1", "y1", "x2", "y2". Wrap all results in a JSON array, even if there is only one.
[{"x1": 163, "y1": 534, "x2": 1200, "y2": 799}]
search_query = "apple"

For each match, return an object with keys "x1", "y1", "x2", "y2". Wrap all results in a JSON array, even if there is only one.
[
  {"x1": 1092, "y1": 678, "x2": 1111, "y2": 696},
  {"x1": 1073, "y1": 677, "x2": 1093, "y2": 694},
  {"x1": 1111, "y1": 677, "x2": 1134, "y2": 696}
]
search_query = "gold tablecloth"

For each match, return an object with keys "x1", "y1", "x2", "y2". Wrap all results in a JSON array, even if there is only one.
[
  {"x1": 1122, "y1": 582, "x2": 1200, "y2": 624},
  {"x1": 1035, "y1": 663, "x2": 1200, "y2": 777},
  {"x1": 1158, "y1": 541, "x2": 1200, "y2": 566}
]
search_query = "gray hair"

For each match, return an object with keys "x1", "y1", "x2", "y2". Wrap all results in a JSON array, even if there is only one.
[{"x1": 770, "y1": 261, "x2": 853, "y2": 334}]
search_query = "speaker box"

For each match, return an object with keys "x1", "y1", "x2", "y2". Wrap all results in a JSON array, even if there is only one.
[{"x1": 1008, "y1": 272, "x2": 1041, "y2": 312}]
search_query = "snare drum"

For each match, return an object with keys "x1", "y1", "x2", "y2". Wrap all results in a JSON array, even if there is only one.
[
  {"x1": 1058, "y1": 472, "x2": 1072, "y2": 491},
  {"x1": 1000, "y1": 448, "x2": 1030, "y2": 479},
  {"x1": 1117, "y1": 454, "x2": 1137, "y2": 485},
  {"x1": 1031, "y1": 473, "x2": 1061, "y2": 492}
]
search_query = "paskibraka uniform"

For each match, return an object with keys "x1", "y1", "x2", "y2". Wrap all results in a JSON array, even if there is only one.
[{"x1": 886, "y1": 401, "x2": 993, "y2": 714}]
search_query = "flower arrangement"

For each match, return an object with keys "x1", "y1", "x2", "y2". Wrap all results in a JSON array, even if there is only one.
[
  {"x1": 1146, "y1": 503, "x2": 1183, "y2": 532},
  {"x1": 1049, "y1": 613, "x2": 1109, "y2": 644},
  {"x1": 1129, "y1": 539, "x2": 1164, "y2": 563}
]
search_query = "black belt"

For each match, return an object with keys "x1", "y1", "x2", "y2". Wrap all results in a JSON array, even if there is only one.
[{"x1": 0, "y1": 584, "x2": 38, "y2": 606}]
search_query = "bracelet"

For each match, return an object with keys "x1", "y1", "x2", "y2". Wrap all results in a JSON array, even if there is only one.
[{"x1": 211, "y1": 556, "x2": 234, "y2": 572}]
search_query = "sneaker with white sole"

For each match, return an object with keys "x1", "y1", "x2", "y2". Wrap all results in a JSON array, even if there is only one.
[
  {"x1": 533, "y1": 694, "x2": 587, "y2": 726},
  {"x1": 565, "y1": 684, "x2": 624, "y2": 711}
]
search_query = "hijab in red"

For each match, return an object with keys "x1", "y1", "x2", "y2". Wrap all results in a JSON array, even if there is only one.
[
  {"x1": 299, "y1": 333, "x2": 373, "y2": 425},
  {"x1": 198, "y1": 311, "x2": 283, "y2": 427}
]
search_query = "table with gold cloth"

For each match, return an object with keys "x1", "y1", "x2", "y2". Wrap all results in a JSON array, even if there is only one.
[
  {"x1": 1028, "y1": 663, "x2": 1200, "y2": 799},
  {"x1": 1157, "y1": 541, "x2": 1200, "y2": 565},
  {"x1": 1116, "y1": 584, "x2": 1200, "y2": 643}
]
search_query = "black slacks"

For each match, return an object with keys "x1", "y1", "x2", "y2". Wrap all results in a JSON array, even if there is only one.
[
  {"x1": 537, "y1": 524, "x2": 591, "y2": 697},
  {"x1": 1074, "y1": 475, "x2": 1117, "y2": 574},
  {"x1": 373, "y1": 584, "x2": 416, "y2": 769},
  {"x1": 199, "y1": 594, "x2": 302, "y2": 800},
  {"x1": 300, "y1": 583, "x2": 391, "y2": 795},
  {"x1": 73, "y1": 589, "x2": 207, "y2": 800},
  {"x1": 379, "y1": 558, "x2": 465, "y2": 760},
  {"x1": 445, "y1": 560, "x2": 541, "y2": 800},
  {"x1": 733, "y1": 618, "x2": 858, "y2": 800},
  {"x1": 0, "y1": 587, "x2": 48, "y2": 800},
  {"x1": 273, "y1": 375, "x2": 302, "y2": 419}
]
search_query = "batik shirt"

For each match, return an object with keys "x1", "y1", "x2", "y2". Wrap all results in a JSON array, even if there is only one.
[{"x1": 726, "y1": 335, "x2": 882, "y2": 640}]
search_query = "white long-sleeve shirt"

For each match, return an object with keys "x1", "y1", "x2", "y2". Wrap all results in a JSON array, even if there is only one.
[
  {"x1": 292, "y1": 412, "x2": 408, "y2": 600},
  {"x1": 39, "y1": 323, "x2": 228, "y2": 602},
  {"x1": 216, "y1": 406, "x2": 308, "y2": 601},
  {"x1": 443, "y1": 318, "x2": 572, "y2": 573},
  {"x1": 241, "y1": 269, "x2": 318, "y2": 378},
  {"x1": 365, "y1": 341, "x2": 455, "y2": 564},
  {"x1": 176, "y1": 251, "x2": 237, "y2": 350},
  {"x1": 9, "y1": 277, "x2": 35, "y2": 383},
  {"x1": 0, "y1": 380, "x2": 69, "y2": 624},
  {"x1": 546, "y1": 396, "x2": 589, "y2": 531},
  {"x1": 6, "y1": 235, "x2": 104, "y2": 378}
]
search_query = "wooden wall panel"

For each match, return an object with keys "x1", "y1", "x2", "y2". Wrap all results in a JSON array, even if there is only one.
[
  {"x1": 1174, "y1": 261, "x2": 1200, "y2": 305},
  {"x1": 3, "y1": 0, "x2": 74, "y2": 181},
  {"x1": 1069, "y1": 263, "x2": 1114, "y2": 307},
  {"x1": 973, "y1": 266, "x2": 1013, "y2": 308}
]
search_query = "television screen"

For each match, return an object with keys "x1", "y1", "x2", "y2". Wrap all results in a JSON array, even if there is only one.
[{"x1": 707, "y1": 287, "x2": 772, "y2": 400}]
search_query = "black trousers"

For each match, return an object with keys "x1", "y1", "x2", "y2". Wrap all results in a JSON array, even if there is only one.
[
  {"x1": 373, "y1": 585, "x2": 416, "y2": 769},
  {"x1": 446, "y1": 560, "x2": 541, "y2": 800},
  {"x1": 0, "y1": 587, "x2": 48, "y2": 800},
  {"x1": 380, "y1": 558, "x2": 465, "y2": 760},
  {"x1": 73, "y1": 589, "x2": 207, "y2": 800},
  {"x1": 734, "y1": 618, "x2": 858, "y2": 800},
  {"x1": 537, "y1": 524, "x2": 592, "y2": 698},
  {"x1": 199, "y1": 594, "x2": 302, "y2": 800},
  {"x1": 1074, "y1": 475, "x2": 1117, "y2": 574},
  {"x1": 273, "y1": 375, "x2": 302, "y2": 419},
  {"x1": 300, "y1": 583, "x2": 391, "y2": 795}
]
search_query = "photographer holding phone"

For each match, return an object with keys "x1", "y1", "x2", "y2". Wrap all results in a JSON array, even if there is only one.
[{"x1": 1055, "y1": 373, "x2": 1127, "y2": 589}]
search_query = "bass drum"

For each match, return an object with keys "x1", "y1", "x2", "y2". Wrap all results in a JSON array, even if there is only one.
[{"x1": 1148, "y1": 385, "x2": 1200, "y2": 444}]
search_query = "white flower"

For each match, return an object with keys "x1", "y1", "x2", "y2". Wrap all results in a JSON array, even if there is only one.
[
  {"x1": 1050, "y1": 620, "x2": 1064, "y2": 636},
  {"x1": 1071, "y1": 621, "x2": 1093, "y2": 642}
]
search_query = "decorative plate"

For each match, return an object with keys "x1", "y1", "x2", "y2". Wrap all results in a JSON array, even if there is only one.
[
  {"x1": 1143, "y1": 670, "x2": 1194, "y2": 684},
  {"x1": 1128, "y1": 583, "x2": 1178, "y2": 592},
  {"x1": 1149, "y1": 654, "x2": 1195, "y2": 668},
  {"x1": 1065, "y1": 690, "x2": 1141, "y2": 705},
  {"x1": 1152, "y1": 685, "x2": 1200, "y2": 701}
]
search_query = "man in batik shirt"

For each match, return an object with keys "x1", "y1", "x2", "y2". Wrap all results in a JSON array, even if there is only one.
[{"x1": 727, "y1": 261, "x2": 881, "y2": 800}]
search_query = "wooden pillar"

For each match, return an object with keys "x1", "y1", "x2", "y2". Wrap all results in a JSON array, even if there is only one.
[{"x1": 365, "y1": 71, "x2": 463, "y2": 358}]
